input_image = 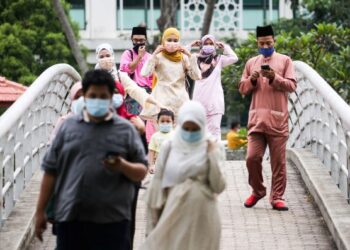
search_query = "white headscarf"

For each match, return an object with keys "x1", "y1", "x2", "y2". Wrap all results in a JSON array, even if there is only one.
[
  {"x1": 162, "y1": 101, "x2": 211, "y2": 188},
  {"x1": 95, "y1": 43, "x2": 114, "y2": 59},
  {"x1": 95, "y1": 43, "x2": 118, "y2": 79}
]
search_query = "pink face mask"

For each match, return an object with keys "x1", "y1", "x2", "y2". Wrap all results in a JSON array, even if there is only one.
[
  {"x1": 164, "y1": 42, "x2": 179, "y2": 53},
  {"x1": 98, "y1": 57, "x2": 115, "y2": 71}
]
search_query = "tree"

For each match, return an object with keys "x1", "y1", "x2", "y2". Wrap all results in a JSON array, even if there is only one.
[
  {"x1": 157, "y1": 0, "x2": 178, "y2": 33},
  {"x1": 201, "y1": 0, "x2": 216, "y2": 37},
  {"x1": 52, "y1": 0, "x2": 88, "y2": 74},
  {"x1": 0, "y1": 0, "x2": 84, "y2": 85},
  {"x1": 303, "y1": 0, "x2": 350, "y2": 27}
]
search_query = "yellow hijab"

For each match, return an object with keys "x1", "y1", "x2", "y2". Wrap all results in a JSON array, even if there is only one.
[{"x1": 161, "y1": 27, "x2": 183, "y2": 62}]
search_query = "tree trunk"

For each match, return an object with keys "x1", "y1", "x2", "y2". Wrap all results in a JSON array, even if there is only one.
[
  {"x1": 157, "y1": 0, "x2": 178, "y2": 33},
  {"x1": 201, "y1": 0, "x2": 216, "y2": 37},
  {"x1": 52, "y1": 0, "x2": 88, "y2": 74}
]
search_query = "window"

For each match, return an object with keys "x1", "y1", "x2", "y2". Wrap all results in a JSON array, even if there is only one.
[
  {"x1": 117, "y1": 0, "x2": 162, "y2": 30},
  {"x1": 243, "y1": 0, "x2": 279, "y2": 9},
  {"x1": 67, "y1": 0, "x2": 86, "y2": 30}
]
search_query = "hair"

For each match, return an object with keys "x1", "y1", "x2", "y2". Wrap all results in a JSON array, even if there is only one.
[
  {"x1": 82, "y1": 69, "x2": 115, "y2": 95},
  {"x1": 157, "y1": 109, "x2": 175, "y2": 122},
  {"x1": 231, "y1": 121, "x2": 240, "y2": 130}
]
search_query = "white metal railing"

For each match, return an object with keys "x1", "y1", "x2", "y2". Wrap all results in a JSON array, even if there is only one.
[
  {"x1": 0, "y1": 64, "x2": 81, "y2": 226},
  {"x1": 288, "y1": 61, "x2": 350, "y2": 200}
]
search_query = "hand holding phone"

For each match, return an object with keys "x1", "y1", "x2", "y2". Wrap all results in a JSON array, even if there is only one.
[
  {"x1": 260, "y1": 65, "x2": 275, "y2": 80},
  {"x1": 261, "y1": 64, "x2": 271, "y2": 70},
  {"x1": 105, "y1": 152, "x2": 120, "y2": 165}
]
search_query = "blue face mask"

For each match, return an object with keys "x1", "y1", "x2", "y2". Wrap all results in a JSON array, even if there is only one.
[
  {"x1": 159, "y1": 123, "x2": 173, "y2": 133},
  {"x1": 85, "y1": 98, "x2": 111, "y2": 117},
  {"x1": 112, "y1": 94, "x2": 123, "y2": 109},
  {"x1": 181, "y1": 129, "x2": 202, "y2": 143},
  {"x1": 259, "y1": 47, "x2": 275, "y2": 57},
  {"x1": 71, "y1": 96, "x2": 85, "y2": 115}
]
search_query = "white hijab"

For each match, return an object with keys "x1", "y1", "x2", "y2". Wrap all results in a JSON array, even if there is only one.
[
  {"x1": 94, "y1": 43, "x2": 118, "y2": 78},
  {"x1": 95, "y1": 43, "x2": 114, "y2": 59},
  {"x1": 162, "y1": 101, "x2": 210, "y2": 188}
]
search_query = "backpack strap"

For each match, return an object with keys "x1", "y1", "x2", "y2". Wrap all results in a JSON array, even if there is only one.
[{"x1": 129, "y1": 49, "x2": 135, "y2": 80}]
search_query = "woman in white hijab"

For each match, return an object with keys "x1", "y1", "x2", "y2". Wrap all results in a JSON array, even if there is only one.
[
  {"x1": 95, "y1": 43, "x2": 165, "y2": 114},
  {"x1": 141, "y1": 101, "x2": 226, "y2": 250}
]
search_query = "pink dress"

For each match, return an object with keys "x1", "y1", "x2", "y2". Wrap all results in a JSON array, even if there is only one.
[{"x1": 192, "y1": 45, "x2": 238, "y2": 139}]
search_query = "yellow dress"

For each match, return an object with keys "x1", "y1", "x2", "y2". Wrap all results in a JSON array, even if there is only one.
[{"x1": 140, "y1": 53, "x2": 201, "y2": 120}]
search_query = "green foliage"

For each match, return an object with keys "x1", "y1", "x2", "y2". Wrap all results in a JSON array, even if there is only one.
[
  {"x1": 0, "y1": 0, "x2": 80, "y2": 85},
  {"x1": 302, "y1": 0, "x2": 350, "y2": 26},
  {"x1": 237, "y1": 127, "x2": 247, "y2": 139},
  {"x1": 276, "y1": 23, "x2": 350, "y2": 101}
]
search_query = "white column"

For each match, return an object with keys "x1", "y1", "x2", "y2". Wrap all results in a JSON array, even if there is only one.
[{"x1": 90, "y1": 0, "x2": 117, "y2": 38}]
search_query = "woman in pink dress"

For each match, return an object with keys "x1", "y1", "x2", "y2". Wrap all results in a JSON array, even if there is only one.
[{"x1": 189, "y1": 35, "x2": 238, "y2": 140}]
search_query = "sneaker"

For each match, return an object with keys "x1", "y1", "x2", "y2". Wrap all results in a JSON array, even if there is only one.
[
  {"x1": 272, "y1": 200, "x2": 289, "y2": 211},
  {"x1": 244, "y1": 194, "x2": 264, "y2": 208}
]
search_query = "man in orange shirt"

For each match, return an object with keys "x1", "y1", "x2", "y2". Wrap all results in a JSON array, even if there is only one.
[{"x1": 239, "y1": 25, "x2": 297, "y2": 211}]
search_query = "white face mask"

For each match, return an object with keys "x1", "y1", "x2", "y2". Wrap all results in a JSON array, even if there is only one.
[
  {"x1": 98, "y1": 57, "x2": 115, "y2": 71},
  {"x1": 164, "y1": 42, "x2": 179, "y2": 53},
  {"x1": 71, "y1": 96, "x2": 85, "y2": 115},
  {"x1": 112, "y1": 94, "x2": 123, "y2": 109}
]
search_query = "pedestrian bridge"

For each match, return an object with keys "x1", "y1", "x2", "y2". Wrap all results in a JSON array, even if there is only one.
[{"x1": 0, "y1": 62, "x2": 349, "y2": 250}]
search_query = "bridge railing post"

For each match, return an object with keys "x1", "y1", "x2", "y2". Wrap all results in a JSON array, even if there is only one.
[
  {"x1": 289, "y1": 61, "x2": 350, "y2": 200},
  {"x1": 0, "y1": 64, "x2": 80, "y2": 226}
]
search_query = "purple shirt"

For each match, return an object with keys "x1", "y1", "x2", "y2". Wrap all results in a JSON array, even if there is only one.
[{"x1": 120, "y1": 49, "x2": 153, "y2": 88}]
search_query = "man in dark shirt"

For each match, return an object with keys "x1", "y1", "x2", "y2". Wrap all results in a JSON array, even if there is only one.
[{"x1": 35, "y1": 69, "x2": 148, "y2": 250}]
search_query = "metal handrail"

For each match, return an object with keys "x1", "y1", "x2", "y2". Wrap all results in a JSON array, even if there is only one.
[
  {"x1": 289, "y1": 61, "x2": 350, "y2": 200},
  {"x1": 0, "y1": 64, "x2": 81, "y2": 225}
]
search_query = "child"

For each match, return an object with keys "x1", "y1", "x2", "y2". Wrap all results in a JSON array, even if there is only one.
[
  {"x1": 148, "y1": 109, "x2": 175, "y2": 173},
  {"x1": 226, "y1": 121, "x2": 247, "y2": 150}
]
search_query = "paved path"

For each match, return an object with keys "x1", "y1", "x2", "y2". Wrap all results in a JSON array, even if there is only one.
[{"x1": 28, "y1": 161, "x2": 336, "y2": 250}]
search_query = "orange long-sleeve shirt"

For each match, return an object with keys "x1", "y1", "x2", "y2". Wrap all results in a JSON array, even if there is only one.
[{"x1": 239, "y1": 52, "x2": 297, "y2": 136}]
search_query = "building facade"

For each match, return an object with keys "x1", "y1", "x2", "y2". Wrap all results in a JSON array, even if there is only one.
[{"x1": 67, "y1": 0, "x2": 293, "y2": 63}]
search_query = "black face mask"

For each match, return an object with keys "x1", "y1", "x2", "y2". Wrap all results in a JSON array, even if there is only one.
[{"x1": 132, "y1": 43, "x2": 146, "y2": 54}]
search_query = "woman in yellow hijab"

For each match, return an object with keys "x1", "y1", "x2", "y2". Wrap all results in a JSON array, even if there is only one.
[
  {"x1": 141, "y1": 27, "x2": 202, "y2": 142},
  {"x1": 160, "y1": 27, "x2": 183, "y2": 62}
]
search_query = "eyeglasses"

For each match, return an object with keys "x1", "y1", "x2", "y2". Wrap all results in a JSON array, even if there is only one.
[{"x1": 132, "y1": 39, "x2": 147, "y2": 44}]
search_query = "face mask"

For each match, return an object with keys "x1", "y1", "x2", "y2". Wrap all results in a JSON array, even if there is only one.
[
  {"x1": 181, "y1": 129, "x2": 202, "y2": 143},
  {"x1": 85, "y1": 98, "x2": 111, "y2": 117},
  {"x1": 98, "y1": 57, "x2": 115, "y2": 71},
  {"x1": 202, "y1": 45, "x2": 215, "y2": 55},
  {"x1": 159, "y1": 123, "x2": 173, "y2": 133},
  {"x1": 71, "y1": 96, "x2": 85, "y2": 115},
  {"x1": 164, "y1": 42, "x2": 179, "y2": 53},
  {"x1": 259, "y1": 47, "x2": 275, "y2": 57},
  {"x1": 132, "y1": 43, "x2": 146, "y2": 54},
  {"x1": 112, "y1": 94, "x2": 123, "y2": 109}
]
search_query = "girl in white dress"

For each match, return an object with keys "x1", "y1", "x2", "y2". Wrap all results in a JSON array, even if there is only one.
[{"x1": 141, "y1": 101, "x2": 226, "y2": 250}]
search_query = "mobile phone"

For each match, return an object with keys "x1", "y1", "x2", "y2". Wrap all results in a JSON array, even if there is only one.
[
  {"x1": 105, "y1": 152, "x2": 120, "y2": 164},
  {"x1": 261, "y1": 65, "x2": 271, "y2": 70}
]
